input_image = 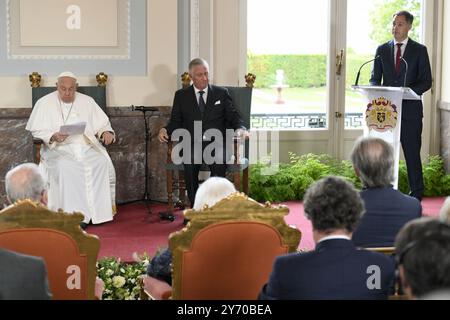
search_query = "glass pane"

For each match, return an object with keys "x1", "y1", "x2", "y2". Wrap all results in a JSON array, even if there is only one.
[
  {"x1": 345, "y1": 0, "x2": 423, "y2": 129},
  {"x1": 247, "y1": 0, "x2": 329, "y2": 130}
]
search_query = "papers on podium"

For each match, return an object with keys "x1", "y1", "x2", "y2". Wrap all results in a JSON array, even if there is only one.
[
  {"x1": 59, "y1": 122, "x2": 86, "y2": 135},
  {"x1": 351, "y1": 86, "x2": 420, "y2": 100}
]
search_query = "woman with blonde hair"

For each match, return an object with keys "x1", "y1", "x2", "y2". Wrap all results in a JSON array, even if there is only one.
[{"x1": 147, "y1": 177, "x2": 237, "y2": 285}]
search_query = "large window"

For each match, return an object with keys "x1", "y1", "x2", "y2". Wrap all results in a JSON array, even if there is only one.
[
  {"x1": 247, "y1": 0, "x2": 329, "y2": 130},
  {"x1": 247, "y1": 0, "x2": 423, "y2": 131}
]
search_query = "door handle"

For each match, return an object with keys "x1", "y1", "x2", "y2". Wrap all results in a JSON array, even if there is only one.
[
  {"x1": 336, "y1": 49, "x2": 344, "y2": 76},
  {"x1": 335, "y1": 112, "x2": 343, "y2": 118}
]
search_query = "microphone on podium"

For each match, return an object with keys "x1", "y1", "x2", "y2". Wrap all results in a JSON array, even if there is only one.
[
  {"x1": 400, "y1": 57, "x2": 409, "y2": 88},
  {"x1": 131, "y1": 105, "x2": 158, "y2": 112},
  {"x1": 354, "y1": 55, "x2": 381, "y2": 86}
]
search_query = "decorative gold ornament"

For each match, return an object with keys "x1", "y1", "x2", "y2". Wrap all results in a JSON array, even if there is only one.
[
  {"x1": 245, "y1": 73, "x2": 256, "y2": 88},
  {"x1": 29, "y1": 72, "x2": 42, "y2": 88},
  {"x1": 96, "y1": 72, "x2": 108, "y2": 87},
  {"x1": 181, "y1": 72, "x2": 191, "y2": 89}
]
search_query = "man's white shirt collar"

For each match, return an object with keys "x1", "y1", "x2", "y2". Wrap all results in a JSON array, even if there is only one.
[
  {"x1": 394, "y1": 38, "x2": 409, "y2": 46},
  {"x1": 194, "y1": 86, "x2": 208, "y2": 104},
  {"x1": 318, "y1": 235, "x2": 351, "y2": 244}
]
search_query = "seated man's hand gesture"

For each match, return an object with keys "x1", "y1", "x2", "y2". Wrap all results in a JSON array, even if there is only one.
[
  {"x1": 158, "y1": 128, "x2": 169, "y2": 143},
  {"x1": 101, "y1": 132, "x2": 115, "y2": 145}
]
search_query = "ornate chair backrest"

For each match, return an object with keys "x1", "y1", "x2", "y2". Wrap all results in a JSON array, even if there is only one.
[
  {"x1": 169, "y1": 193, "x2": 301, "y2": 300},
  {"x1": 179, "y1": 72, "x2": 254, "y2": 130},
  {"x1": 30, "y1": 72, "x2": 108, "y2": 112},
  {"x1": 29, "y1": 72, "x2": 108, "y2": 163},
  {"x1": 0, "y1": 200, "x2": 100, "y2": 300}
]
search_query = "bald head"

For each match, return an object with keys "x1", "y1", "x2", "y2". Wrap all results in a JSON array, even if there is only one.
[
  {"x1": 351, "y1": 136, "x2": 394, "y2": 188},
  {"x1": 5, "y1": 163, "x2": 48, "y2": 205}
]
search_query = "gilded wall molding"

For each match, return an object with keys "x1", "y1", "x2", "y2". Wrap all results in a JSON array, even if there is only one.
[{"x1": 6, "y1": 0, "x2": 131, "y2": 60}]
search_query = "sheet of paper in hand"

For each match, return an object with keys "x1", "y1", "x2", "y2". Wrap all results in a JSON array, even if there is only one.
[{"x1": 59, "y1": 122, "x2": 87, "y2": 136}]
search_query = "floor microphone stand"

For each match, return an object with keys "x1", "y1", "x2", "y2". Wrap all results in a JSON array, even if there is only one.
[
  {"x1": 141, "y1": 108, "x2": 152, "y2": 205},
  {"x1": 120, "y1": 106, "x2": 174, "y2": 222}
]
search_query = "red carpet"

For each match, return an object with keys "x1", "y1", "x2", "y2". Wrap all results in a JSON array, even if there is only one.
[
  {"x1": 88, "y1": 197, "x2": 446, "y2": 262},
  {"x1": 87, "y1": 203, "x2": 186, "y2": 262}
]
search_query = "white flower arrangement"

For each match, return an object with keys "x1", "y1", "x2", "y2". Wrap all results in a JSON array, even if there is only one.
[{"x1": 96, "y1": 252, "x2": 150, "y2": 300}]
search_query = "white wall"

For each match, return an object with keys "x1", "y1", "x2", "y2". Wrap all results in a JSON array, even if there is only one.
[
  {"x1": 0, "y1": 0, "x2": 178, "y2": 108},
  {"x1": 212, "y1": 0, "x2": 241, "y2": 86},
  {"x1": 442, "y1": 0, "x2": 450, "y2": 102}
]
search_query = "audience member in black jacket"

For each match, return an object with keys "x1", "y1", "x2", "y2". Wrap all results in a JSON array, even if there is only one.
[
  {"x1": 351, "y1": 137, "x2": 421, "y2": 247},
  {"x1": 259, "y1": 176, "x2": 395, "y2": 300}
]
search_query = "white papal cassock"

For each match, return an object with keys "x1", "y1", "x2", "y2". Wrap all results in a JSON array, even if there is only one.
[{"x1": 26, "y1": 91, "x2": 116, "y2": 224}]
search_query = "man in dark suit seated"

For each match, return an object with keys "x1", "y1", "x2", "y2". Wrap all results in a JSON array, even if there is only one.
[
  {"x1": 351, "y1": 137, "x2": 421, "y2": 247},
  {"x1": 395, "y1": 218, "x2": 450, "y2": 299},
  {"x1": 0, "y1": 248, "x2": 52, "y2": 300},
  {"x1": 158, "y1": 58, "x2": 247, "y2": 207},
  {"x1": 370, "y1": 10, "x2": 432, "y2": 201},
  {"x1": 258, "y1": 176, "x2": 395, "y2": 300}
]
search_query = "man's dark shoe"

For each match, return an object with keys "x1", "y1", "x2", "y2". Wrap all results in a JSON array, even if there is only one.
[
  {"x1": 79, "y1": 222, "x2": 88, "y2": 230},
  {"x1": 159, "y1": 212, "x2": 175, "y2": 222}
]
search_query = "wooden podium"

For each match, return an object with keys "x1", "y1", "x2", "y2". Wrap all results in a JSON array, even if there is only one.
[{"x1": 352, "y1": 85, "x2": 421, "y2": 189}]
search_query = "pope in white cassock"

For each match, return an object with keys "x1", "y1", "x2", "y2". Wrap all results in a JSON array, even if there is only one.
[{"x1": 26, "y1": 71, "x2": 116, "y2": 226}]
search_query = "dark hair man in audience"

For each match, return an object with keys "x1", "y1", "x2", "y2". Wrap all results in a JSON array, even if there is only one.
[
  {"x1": 0, "y1": 248, "x2": 52, "y2": 300},
  {"x1": 351, "y1": 136, "x2": 421, "y2": 247},
  {"x1": 258, "y1": 176, "x2": 395, "y2": 300},
  {"x1": 147, "y1": 177, "x2": 237, "y2": 285},
  {"x1": 5, "y1": 163, "x2": 48, "y2": 205},
  {"x1": 395, "y1": 218, "x2": 450, "y2": 299}
]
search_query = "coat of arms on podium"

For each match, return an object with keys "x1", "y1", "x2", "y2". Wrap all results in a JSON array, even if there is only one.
[{"x1": 365, "y1": 97, "x2": 398, "y2": 132}]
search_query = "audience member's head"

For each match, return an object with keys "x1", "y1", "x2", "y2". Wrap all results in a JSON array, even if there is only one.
[
  {"x1": 5, "y1": 163, "x2": 47, "y2": 205},
  {"x1": 395, "y1": 218, "x2": 450, "y2": 299},
  {"x1": 303, "y1": 176, "x2": 364, "y2": 240},
  {"x1": 439, "y1": 197, "x2": 450, "y2": 224},
  {"x1": 193, "y1": 177, "x2": 237, "y2": 210},
  {"x1": 351, "y1": 136, "x2": 394, "y2": 188}
]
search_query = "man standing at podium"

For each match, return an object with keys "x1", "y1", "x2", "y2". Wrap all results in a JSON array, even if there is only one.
[{"x1": 370, "y1": 10, "x2": 432, "y2": 201}]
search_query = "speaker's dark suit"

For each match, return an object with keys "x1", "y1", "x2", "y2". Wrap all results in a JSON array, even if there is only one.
[
  {"x1": 165, "y1": 85, "x2": 244, "y2": 205},
  {"x1": 352, "y1": 187, "x2": 422, "y2": 248},
  {"x1": 370, "y1": 38, "x2": 432, "y2": 199},
  {"x1": 258, "y1": 239, "x2": 395, "y2": 300},
  {"x1": 0, "y1": 248, "x2": 52, "y2": 300}
]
